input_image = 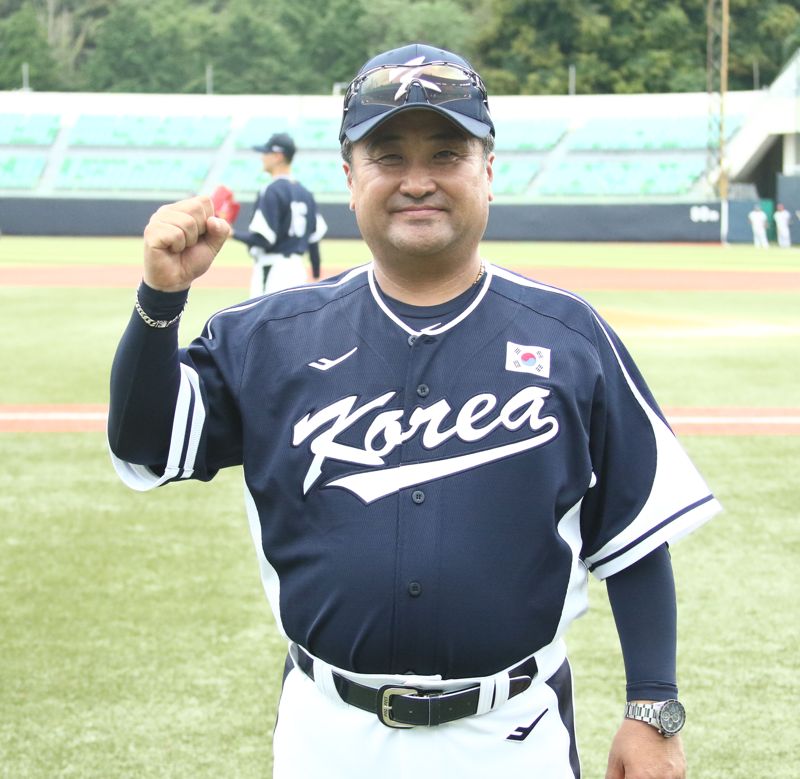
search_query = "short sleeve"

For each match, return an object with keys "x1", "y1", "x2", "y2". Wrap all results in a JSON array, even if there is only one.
[{"x1": 579, "y1": 314, "x2": 721, "y2": 579}]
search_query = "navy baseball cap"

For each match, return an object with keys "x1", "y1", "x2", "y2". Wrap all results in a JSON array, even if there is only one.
[
  {"x1": 339, "y1": 43, "x2": 494, "y2": 143},
  {"x1": 253, "y1": 132, "x2": 296, "y2": 158}
]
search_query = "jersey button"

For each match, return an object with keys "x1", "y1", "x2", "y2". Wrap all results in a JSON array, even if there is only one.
[
  {"x1": 416, "y1": 384, "x2": 430, "y2": 398},
  {"x1": 411, "y1": 490, "x2": 425, "y2": 504},
  {"x1": 407, "y1": 334, "x2": 417, "y2": 346},
  {"x1": 408, "y1": 581, "x2": 422, "y2": 597}
]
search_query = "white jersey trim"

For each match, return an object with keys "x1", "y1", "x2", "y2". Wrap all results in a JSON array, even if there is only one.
[
  {"x1": 367, "y1": 261, "x2": 493, "y2": 337},
  {"x1": 552, "y1": 493, "x2": 590, "y2": 640},
  {"x1": 244, "y1": 481, "x2": 288, "y2": 639},
  {"x1": 309, "y1": 212, "x2": 328, "y2": 243},
  {"x1": 109, "y1": 363, "x2": 205, "y2": 492},
  {"x1": 206, "y1": 265, "x2": 371, "y2": 340},
  {"x1": 492, "y1": 266, "x2": 721, "y2": 576},
  {"x1": 248, "y1": 207, "x2": 277, "y2": 245}
]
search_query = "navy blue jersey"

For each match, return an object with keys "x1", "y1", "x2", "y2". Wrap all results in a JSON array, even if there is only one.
[
  {"x1": 111, "y1": 263, "x2": 720, "y2": 679},
  {"x1": 234, "y1": 176, "x2": 327, "y2": 258}
]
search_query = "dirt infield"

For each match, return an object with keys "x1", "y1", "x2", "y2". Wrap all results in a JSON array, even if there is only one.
[
  {"x1": 2, "y1": 404, "x2": 798, "y2": 435},
  {"x1": 2, "y1": 263, "x2": 800, "y2": 291},
  {"x1": 3, "y1": 261, "x2": 797, "y2": 435}
]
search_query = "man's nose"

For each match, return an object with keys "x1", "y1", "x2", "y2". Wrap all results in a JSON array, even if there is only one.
[{"x1": 398, "y1": 162, "x2": 437, "y2": 199}]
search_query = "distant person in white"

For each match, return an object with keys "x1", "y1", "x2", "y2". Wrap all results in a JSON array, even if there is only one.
[
  {"x1": 747, "y1": 203, "x2": 769, "y2": 248},
  {"x1": 773, "y1": 203, "x2": 791, "y2": 248}
]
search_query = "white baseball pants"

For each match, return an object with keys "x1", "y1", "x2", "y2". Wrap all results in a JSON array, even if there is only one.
[{"x1": 272, "y1": 644, "x2": 581, "y2": 779}]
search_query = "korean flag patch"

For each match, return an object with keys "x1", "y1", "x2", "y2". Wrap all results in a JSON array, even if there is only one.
[{"x1": 505, "y1": 342, "x2": 551, "y2": 378}]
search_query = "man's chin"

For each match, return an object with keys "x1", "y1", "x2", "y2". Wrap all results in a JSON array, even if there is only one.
[{"x1": 387, "y1": 227, "x2": 455, "y2": 258}]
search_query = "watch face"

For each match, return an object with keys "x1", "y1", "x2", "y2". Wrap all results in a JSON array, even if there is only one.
[{"x1": 658, "y1": 700, "x2": 686, "y2": 735}]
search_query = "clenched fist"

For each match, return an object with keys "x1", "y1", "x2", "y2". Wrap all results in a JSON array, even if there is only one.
[{"x1": 143, "y1": 196, "x2": 231, "y2": 292}]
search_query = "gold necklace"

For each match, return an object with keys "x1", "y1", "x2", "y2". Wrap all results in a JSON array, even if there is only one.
[{"x1": 472, "y1": 262, "x2": 485, "y2": 286}]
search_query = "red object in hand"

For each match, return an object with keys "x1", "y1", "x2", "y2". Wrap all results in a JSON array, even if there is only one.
[{"x1": 211, "y1": 185, "x2": 241, "y2": 224}]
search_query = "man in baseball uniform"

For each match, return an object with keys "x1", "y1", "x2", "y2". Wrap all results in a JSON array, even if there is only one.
[
  {"x1": 233, "y1": 132, "x2": 327, "y2": 296},
  {"x1": 747, "y1": 202, "x2": 769, "y2": 248},
  {"x1": 773, "y1": 203, "x2": 791, "y2": 248},
  {"x1": 108, "y1": 43, "x2": 720, "y2": 778}
]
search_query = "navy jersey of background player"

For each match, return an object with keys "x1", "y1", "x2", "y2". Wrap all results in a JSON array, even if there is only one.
[
  {"x1": 111, "y1": 263, "x2": 718, "y2": 680},
  {"x1": 235, "y1": 177, "x2": 322, "y2": 259}
]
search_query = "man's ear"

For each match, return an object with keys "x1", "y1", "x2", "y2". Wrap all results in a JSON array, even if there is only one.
[
  {"x1": 344, "y1": 163, "x2": 355, "y2": 211},
  {"x1": 486, "y1": 152, "x2": 495, "y2": 203}
]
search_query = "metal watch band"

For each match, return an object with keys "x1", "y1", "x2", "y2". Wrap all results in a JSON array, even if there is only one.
[
  {"x1": 624, "y1": 699, "x2": 685, "y2": 738},
  {"x1": 625, "y1": 701, "x2": 659, "y2": 723}
]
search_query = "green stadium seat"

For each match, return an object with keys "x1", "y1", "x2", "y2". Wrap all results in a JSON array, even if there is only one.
[
  {"x1": 235, "y1": 116, "x2": 295, "y2": 149},
  {"x1": 535, "y1": 157, "x2": 704, "y2": 196},
  {"x1": 221, "y1": 154, "x2": 346, "y2": 197},
  {"x1": 56, "y1": 155, "x2": 212, "y2": 192},
  {"x1": 494, "y1": 119, "x2": 566, "y2": 151},
  {"x1": 218, "y1": 157, "x2": 270, "y2": 195},
  {"x1": 0, "y1": 113, "x2": 60, "y2": 145},
  {"x1": 492, "y1": 159, "x2": 538, "y2": 195},
  {"x1": 290, "y1": 117, "x2": 340, "y2": 150},
  {"x1": 68, "y1": 115, "x2": 229, "y2": 148},
  {"x1": 0, "y1": 154, "x2": 47, "y2": 188},
  {"x1": 236, "y1": 116, "x2": 340, "y2": 151},
  {"x1": 567, "y1": 115, "x2": 744, "y2": 152},
  {"x1": 291, "y1": 157, "x2": 347, "y2": 194}
]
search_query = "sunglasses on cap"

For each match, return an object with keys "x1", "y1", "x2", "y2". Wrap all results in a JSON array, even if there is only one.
[{"x1": 343, "y1": 60, "x2": 488, "y2": 112}]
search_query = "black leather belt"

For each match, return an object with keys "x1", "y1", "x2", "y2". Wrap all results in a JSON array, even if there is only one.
[{"x1": 293, "y1": 647, "x2": 538, "y2": 728}]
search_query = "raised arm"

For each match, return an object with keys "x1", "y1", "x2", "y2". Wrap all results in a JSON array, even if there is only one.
[{"x1": 108, "y1": 197, "x2": 230, "y2": 465}]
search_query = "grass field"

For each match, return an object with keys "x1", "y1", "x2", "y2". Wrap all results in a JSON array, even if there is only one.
[{"x1": 1, "y1": 236, "x2": 799, "y2": 778}]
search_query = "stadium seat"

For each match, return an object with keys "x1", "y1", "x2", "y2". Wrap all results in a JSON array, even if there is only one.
[
  {"x1": 56, "y1": 155, "x2": 212, "y2": 192},
  {"x1": 236, "y1": 116, "x2": 295, "y2": 149},
  {"x1": 221, "y1": 154, "x2": 347, "y2": 197},
  {"x1": 492, "y1": 159, "x2": 538, "y2": 195},
  {"x1": 218, "y1": 157, "x2": 271, "y2": 195},
  {"x1": 0, "y1": 114, "x2": 60, "y2": 145},
  {"x1": 291, "y1": 117, "x2": 341, "y2": 150},
  {"x1": 291, "y1": 157, "x2": 348, "y2": 194},
  {"x1": 535, "y1": 157, "x2": 704, "y2": 196},
  {"x1": 236, "y1": 116, "x2": 341, "y2": 151},
  {"x1": 494, "y1": 119, "x2": 566, "y2": 151},
  {"x1": 567, "y1": 115, "x2": 743, "y2": 151},
  {"x1": 0, "y1": 154, "x2": 47, "y2": 188},
  {"x1": 68, "y1": 115, "x2": 229, "y2": 148}
]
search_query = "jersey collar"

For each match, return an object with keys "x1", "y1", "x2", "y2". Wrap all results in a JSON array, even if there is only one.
[{"x1": 367, "y1": 261, "x2": 493, "y2": 336}]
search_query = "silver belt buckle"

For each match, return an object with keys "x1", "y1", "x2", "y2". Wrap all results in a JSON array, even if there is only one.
[{"x1": 377, "y1": 686, "x2": 418, "y2": 729}]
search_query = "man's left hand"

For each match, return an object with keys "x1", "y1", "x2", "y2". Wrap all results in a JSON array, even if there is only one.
[{"x1": 606, "y1": 718, "x2": 685, "y2": 779}]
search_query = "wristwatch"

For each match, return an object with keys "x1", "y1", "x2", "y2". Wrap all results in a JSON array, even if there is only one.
[{"x1": 624, "y1": 699, "x2": 686, "y2": 737}]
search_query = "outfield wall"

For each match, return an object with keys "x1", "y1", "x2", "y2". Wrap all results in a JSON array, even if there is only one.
[{"x1": 0, "y1": 197, "x2": 746, "y2": 242}]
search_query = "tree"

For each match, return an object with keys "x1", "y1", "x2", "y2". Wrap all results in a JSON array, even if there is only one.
[
  {"x1": 81, "y1": 0, "x2": 209, "y2": 92},
  {"x1": 275, "y1": 0, "x2": 370, "y2": 92},
  {"x1": 30, "y1": 0, "x2": 110, "y2": 89},
  {"x1": 205, "y1": 0, "x2": 300, "y2": 94},
  {"x1": 0, "y1": 2, "x2": 62, "y2": 90},
  {"x1": 473, "y1": 0, "x2": 798, "y2": 95},
  {"x1": 357, "y1": 0, "x2": 476, "y2": 57}
]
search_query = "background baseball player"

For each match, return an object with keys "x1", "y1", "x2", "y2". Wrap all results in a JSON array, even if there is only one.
[
  {"x1": 233, "y1": 132, "x2": 327, "y2": 296},
  {"x1": 773, "y1": 203, "x2": 791, "y2": 248},
  {"x1": 108, "y1": 44, "x2": 720, "y2": 778},
  {"x1": 747, "y1": 202, "x2": 769, "y2": 248}
]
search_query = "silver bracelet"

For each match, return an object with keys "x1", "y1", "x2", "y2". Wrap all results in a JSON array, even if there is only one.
[{"x1": 134, "y1": 291, "x2": 186, "y2": 328}]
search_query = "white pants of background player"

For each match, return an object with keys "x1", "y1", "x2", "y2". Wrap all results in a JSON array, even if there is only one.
[
  {"x1": 272, "y1": 640, "x2": 581, "y2": 779},
  {"x1": 249, "y1": 249, "x2": 306, "y2": 298}
]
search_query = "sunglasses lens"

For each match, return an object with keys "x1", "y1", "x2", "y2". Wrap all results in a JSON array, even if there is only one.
[{"x1": 356, "y1": 64, "x2": 479, "y2": 107}]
